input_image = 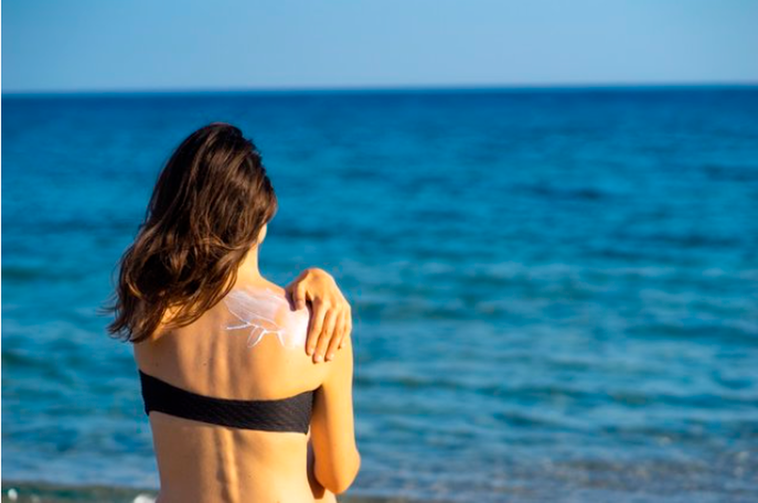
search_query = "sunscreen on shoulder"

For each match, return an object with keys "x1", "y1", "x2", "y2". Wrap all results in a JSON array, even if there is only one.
[{"x1": 222, "y1": 286, "x2": 309, "y2": 349}]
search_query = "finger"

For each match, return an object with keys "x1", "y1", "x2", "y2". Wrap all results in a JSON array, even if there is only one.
[
  {"x1": 294, "y1": 282, "x2": 308, "y2": 311},
  {"x1": 325, "y1": 311, "x2": 345, "y2": 361},
  {"x1": 340, "y1": 308, "x2": 352, "y2": 348},
  {"x1": 306, "y1": 300, "x2": 325, "y2": 356},
  {"x1": 284, "y1": 284, "x2": 296, "y2": 310},
  {"x1": 338, "y1": 309, "x2": 349, "y2": 350},
  {"x1": 314, "y1": 310, "x2": 337, "y2": 363}
]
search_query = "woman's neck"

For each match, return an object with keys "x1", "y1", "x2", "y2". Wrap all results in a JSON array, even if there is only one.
[{"x1": 235, "y1": 248, "x2": 265, "y2": 285}]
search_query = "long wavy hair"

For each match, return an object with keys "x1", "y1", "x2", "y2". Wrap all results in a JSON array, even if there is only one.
[{"x1": 101, "y1": 123, "x2": 278, "y2": 343}]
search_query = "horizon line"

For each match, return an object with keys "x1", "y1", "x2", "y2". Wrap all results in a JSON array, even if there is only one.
[{"x1": 3, "y1": 80, "x2": 758, "y2": 97}]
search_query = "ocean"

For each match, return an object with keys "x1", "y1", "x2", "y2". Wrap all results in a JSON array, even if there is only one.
[{"x1": 2, "y1": 87, "x2": 757, "y2": 502}]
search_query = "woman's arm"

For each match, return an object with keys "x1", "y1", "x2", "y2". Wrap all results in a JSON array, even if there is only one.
[
  {"x1": 310, "y1": 334, "x2": 360, "y2": 494},
  {"x1": 285, "y1": 268, "x2": 353, "y2": 364}
]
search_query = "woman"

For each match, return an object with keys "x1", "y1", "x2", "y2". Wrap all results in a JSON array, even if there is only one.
[{"x1": 104, "y1": 123, "x2": 360, "y2": 502}]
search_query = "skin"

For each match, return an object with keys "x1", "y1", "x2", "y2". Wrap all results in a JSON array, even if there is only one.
[
  {"x1": 133, "y1": 225, "x2": 360, "y2": 502},
  {"x1": 285, "y1": 267, "x2": 353, "y2": 363},
  {"x1": 242, "y1": 224, "x2": 353, "y2": 364}
]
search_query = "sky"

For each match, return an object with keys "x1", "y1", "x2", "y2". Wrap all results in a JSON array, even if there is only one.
[{"x1": 2, "y1": 0, "x2": 757, "y2": 93}]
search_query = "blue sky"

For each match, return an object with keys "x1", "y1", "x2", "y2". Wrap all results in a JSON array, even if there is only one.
[{"x1": 2, "y1": 0, "x2": 757, "y2": 93}]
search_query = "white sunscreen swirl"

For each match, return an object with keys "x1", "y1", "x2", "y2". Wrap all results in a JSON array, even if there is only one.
[{"x1": 222, "y1": 286, "x2": 308, "y2": 349}]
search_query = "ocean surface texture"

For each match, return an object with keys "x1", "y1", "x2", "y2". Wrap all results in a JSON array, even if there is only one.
[{"x1": 3, "y1": 88, "x2": 758, "y2": 502}]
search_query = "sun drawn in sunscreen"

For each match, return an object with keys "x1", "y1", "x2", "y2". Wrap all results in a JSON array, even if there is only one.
[{"x1": 222, "y1": 286, "x2": 308, "y2": 349}]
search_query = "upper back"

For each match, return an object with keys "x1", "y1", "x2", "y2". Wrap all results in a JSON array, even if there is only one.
[{"x1": 133, "y1": 279, "x2": 328, "y2": 401}]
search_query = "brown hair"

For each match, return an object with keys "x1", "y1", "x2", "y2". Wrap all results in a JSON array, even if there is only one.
[{"x1": 101, "y1": 122, "x2": 277, "y2": 343}]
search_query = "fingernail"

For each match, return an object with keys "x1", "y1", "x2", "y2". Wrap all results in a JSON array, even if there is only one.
[
  {"x1": 314, "y1": 354, "x2": 323, "y2": 363},
  {"x1": 327, "y1": 353, "x2": 334, "y2": 361},
  {"x1": 307, "y1": 347, "x2": 314, "y2": 355}
]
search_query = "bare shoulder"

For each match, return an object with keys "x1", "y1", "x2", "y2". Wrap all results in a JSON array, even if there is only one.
[
  {"x1": 231, "y1": 278, "x2": 288, "y2": 301},
  {"x1": 223, "y1": 279, "x2": 311, "y2": 351},
  {"x1": 222, "y1": 279, "x2": 331, "y2": 393}
]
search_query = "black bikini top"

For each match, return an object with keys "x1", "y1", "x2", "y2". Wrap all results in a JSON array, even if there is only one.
[{"x1": 138, "y1": 370, "x2": 316, "y2": 434}]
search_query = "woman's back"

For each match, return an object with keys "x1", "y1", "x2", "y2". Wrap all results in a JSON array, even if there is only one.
[
  {"x1": 107, "y1": 123, "x2": 359, "y2": 501},
  {"x1": 134, "y1": 279, "x2": 336, "y2": 502}
]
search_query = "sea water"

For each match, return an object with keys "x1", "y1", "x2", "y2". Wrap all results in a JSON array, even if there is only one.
[{"x1": 2, "y1": 87, "x2": 758, "y2": 502}]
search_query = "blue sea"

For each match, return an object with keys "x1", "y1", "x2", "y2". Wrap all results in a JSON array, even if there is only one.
[{"x1": 2, "y1": 87, "x2": 758, "y2": 503}]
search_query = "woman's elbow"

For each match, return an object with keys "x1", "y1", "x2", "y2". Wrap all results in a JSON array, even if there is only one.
[{"x1": 318, "y1": 450, "x2": 361, "y2": 495}]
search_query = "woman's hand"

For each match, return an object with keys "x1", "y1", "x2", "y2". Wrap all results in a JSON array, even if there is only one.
[{"x1": 285, "y1": 268, "x2": 352, "y2": 363}]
